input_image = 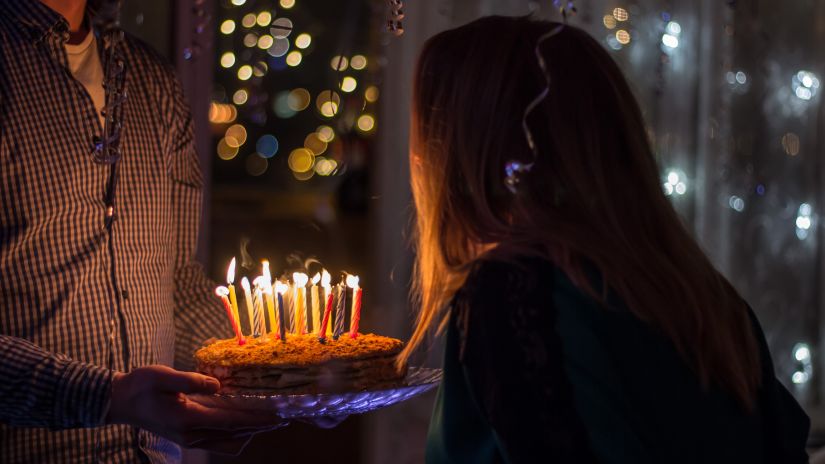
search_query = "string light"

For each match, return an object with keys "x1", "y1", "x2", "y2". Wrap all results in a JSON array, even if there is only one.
[
  {"x1": 314, "y1": 157, "x2": 338, "y2": 176},
  {"x1": 612, "y1": 7, "x2": 628, "y2": 21},
  {"x1": 792, "y1": 71, "x2": 819, "y2": 101},
  {"x1": 782, "y1": 132, "x2": 800, "y2": 156},
  {"x1": 256, "y1": 135, "x2": 279, "y2": 158},
  {"x1": 230, "y1": 0, "x2": 246, "y2": 5},
  {"x1": 792, "y1": 342, "x2": 813, "y2": 385},
  {"x1": 243, "y1": 33, "x2": 258, "y2": 48},
  {"x1": 603, "y1": 15, "x2": 616, "y2": 29},
  {"x1": 225, "y1": 124, "x2": 248, "y2": 147},
  {"x1": 217, "y1": 138, "x2": 239, "y2": 160},
  {"x1": 304, "y1": 133, "x2": 328, "y2": 155},
  {"x1": 795, "y1": 203, "x2": 813, "y2": 240},
  {"x1": 663, "y1": 169, "x2": 687, "y2": 196},
  {"x1": 279, "y1": 0, "x2": 296, "y2": 8},
  {"x1": 615, "y1": 29, "x2": 630, "y2": 45},
  {"x1": 728, "y1": 195, "x2": 745, "y2": 212},
  {"x1": 271, "y1": 18, "x2": 293, "y2": 38}
]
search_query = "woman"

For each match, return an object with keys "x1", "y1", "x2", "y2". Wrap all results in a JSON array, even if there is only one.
[{"x1": 397, "y1": 16, "x2": 810, "y2": 463}]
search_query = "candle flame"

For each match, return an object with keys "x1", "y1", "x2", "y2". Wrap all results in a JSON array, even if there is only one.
[
  {"x1": 227, "y1": 257, "x2": 236, "y2": 284},
  {"x1": 253, "y1": 275, "x2": 271, "y2": 293},
  {"x1": 241, "y1": 276, "x2": 251, "y2": 291},
  {"x1": 293, "y1": 272, "x2": 309, "y2": 287},
  {"x1": 262, "y1": 260, "x2": 272, "y2": 281},
  {"x1": 321, "y1": 269, "x2": 331, "y2": 288},
  {"x1": 311, "y1": 272, "x2": 321, "y2": 285},
  {"x1": 215, "y1": 286, "x2": 230, "y2": 297},
  {"x1": 346, "y1": 274, "x2": 360, "y2": 289},
  {"x1": 275, "y1": 281, "x2": 289, "y2": 294}
]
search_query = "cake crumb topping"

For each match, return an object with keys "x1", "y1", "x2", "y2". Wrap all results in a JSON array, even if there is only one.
[{"x1": 195, "y1": 333, "x2": 404, "y2": 367}]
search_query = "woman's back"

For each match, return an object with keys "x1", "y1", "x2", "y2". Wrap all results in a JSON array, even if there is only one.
[{"x1": 426, "y1": 255, "x2": 809, "y2": 463}]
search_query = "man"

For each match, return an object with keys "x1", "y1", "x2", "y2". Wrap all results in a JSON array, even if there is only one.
[{"x1": 0, "y1": 0, "x2": 279, "y2": 461}]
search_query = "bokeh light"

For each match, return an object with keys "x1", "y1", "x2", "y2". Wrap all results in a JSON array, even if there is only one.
[
  {"x1": 603, "y1": 15, "x2": 616, "y2": 29},
  {"x1": 316, "y1": 125, "x2": 335, "y2": 142},
  {"x1": 340, "y1": 76, "x2": 357, "y2": 93},
  {"x1": 295, "y1": 33, "x2": 312, "y2": 49},
  {"x1": 286, "y1": 50, "x2": 302, "y2": 67},
  {"x1": 217, "y1": 138, "x2": 239, "y2": 160},
  {"x1": 616, "y1": 29, "x2": 631, "y2": 45},
  {"x1": 279, "y1": 0, "x2": 295, "y2": 9},
  {"x1": 782, "y1": 132, "x2": 800, "y2": 156},
  {"x1": 613, "y1": 7, "x2": 628, "y2": 21},
  {"x1": 220, "y1": 20, "x2": 236, "y2": 35},
  {"x1": 256, "y1": 135, "x2": 279, "y2": 158},
  {"x1": 350, "y1": 55, "x2": 367, "y2": 70},
  {"x1": 288, "y1": 148, "x2": 315, "y2": 173},
  {"x1": 356, "y1": 114, "x2": 375, "y2": 133},
  {"x1": 316, "y1": 90, "x2": 341, "y2": 117},
  {"x1": 241, "y1": 13, "x2": 256, "y2": 28},
  {"x1": 233, "y1": 89, "x2": 248, "y2": 105},
  {"x1": 243, "y1": 33, "x2": 258, "y2": 48},
  {"x1": 237, "y1": 65, "x2": 252, "y2": 80},
  {"x1": 220, "y1": 52, "x2": 236, "y2": 68},
  {"x1": 314, "y1": 157, "x2": 338, "y2": 176},
  {"x1": 304, "y1": 133, "x2": 328, "y2": 155},
  {"x1": 225, "y1": 124, "x2": 248, "y2": 147},
  {"x1": 257, "y1": 34, "x2": 274, "y2": 49},
  {"x1": 267, "y1": 37, "x2": 290, "y2": 57},
  {"x1": 231, "y1": 0, "x2": 246, "y2": 5},
  {"x1": 209, "y1": 103, "x2": 237, "y2": 124},
  {"x1": 330, "y1": 55, "x2": 348, "y2": 71},
  {"x1": 253, "y1": 61, "x2": 268, "y2": 77},
  {"x1": 271, "y1": 18, "x2": 293, "y2": 39},
  {"x1": 287, "y1": 88, "x2": 311, "y2": 111},
  {"x1": 256, "y1": 11, "x2": 272, "y2": 27},
  {"x1": 365, "y1": 85, "x2": 380, "y2": 103},
  {"x1": 274, "y1": 91, "x2": 297, "y2": 118},
  {"x1": 293, "y1": 169, "x2": 315, "y2": 181},
  {"x1": 246, "y1": 153, "x2": 268, "y2": 176}
]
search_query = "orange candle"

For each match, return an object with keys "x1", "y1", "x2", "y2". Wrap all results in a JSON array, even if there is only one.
[
  {"x1": 318, "y1": 291, "x2": 334, "y2": 342},
  {"x1": 347, "y1": 275, "x2": 362, "y2": 338}
]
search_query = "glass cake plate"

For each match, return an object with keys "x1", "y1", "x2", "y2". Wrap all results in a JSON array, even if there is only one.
[{"x1": 189, "y1": 367, "x2": 442, "y2": 419}]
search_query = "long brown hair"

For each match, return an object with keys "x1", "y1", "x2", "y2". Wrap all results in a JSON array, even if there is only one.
[{"x1": 398, "y1": 16, "x2": 761, "y2": 409}]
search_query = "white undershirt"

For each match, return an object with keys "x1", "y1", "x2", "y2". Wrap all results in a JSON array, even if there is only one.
[{"x1": 64, "y1": 29, "x2": 105, "y2": 128}]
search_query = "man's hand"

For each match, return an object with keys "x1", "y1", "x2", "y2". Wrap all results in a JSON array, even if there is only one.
[{"x1": 107, "y1": 365, "x2": 285, "y2": 454}]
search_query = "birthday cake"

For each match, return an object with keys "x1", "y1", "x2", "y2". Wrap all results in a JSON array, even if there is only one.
[{"x1": 195, "y1": 333, "x2": 407, "y2": 394}]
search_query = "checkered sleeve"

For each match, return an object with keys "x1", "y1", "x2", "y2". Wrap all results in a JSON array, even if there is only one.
[
  {"x1": 0, "y1": 335, "x2": 112, "y2": 428},
  {"x1": 166, "y1": 74, "x2": 233, "y2": 371}
]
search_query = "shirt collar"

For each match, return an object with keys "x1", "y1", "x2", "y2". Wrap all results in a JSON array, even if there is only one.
[{"x1": 0, "y1": 0, "x2": 71, "y2": 43}]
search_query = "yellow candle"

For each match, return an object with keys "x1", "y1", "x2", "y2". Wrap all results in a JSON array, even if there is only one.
[
  {"x1": 227, "y1": 257, "x2": 243, "y2": 337},
  {"x1": 310, "y1": 273, "x2": 321, "y2": 334},
  {"x1": 292, "y1": 272, "x2": 308, "y2": 334}
]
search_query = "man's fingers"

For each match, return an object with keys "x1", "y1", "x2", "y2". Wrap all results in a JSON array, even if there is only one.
[
  {"x1": 153, "y1": 370, "x2": 220, "y2": 394},
  {"x1": 182, "y1": 398, "x2": 285, "y2": 429}
]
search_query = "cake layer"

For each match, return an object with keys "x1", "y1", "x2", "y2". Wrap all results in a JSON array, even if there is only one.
[{"x1": 195, "y1": 333, "x2": 407, "y2": 394}]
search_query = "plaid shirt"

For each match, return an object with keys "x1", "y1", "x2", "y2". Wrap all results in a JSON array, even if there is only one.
[{"x1": 0, "y1": 1, "x2": 230, "y2": 462}]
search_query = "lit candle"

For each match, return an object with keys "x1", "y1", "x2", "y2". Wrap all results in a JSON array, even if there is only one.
[
  {"x1": 240, "y1": 277, "x2": 255, "y2": 336},
  {"x1": 275, "y1": 280, "x2": 288, "y2": 341},
  {"x1": 318, "y1": 288, "x2": 334, "y2": 342},
  {"x1": 333, "y1": 279, "x2": 347, "y2": 340},
  {"x1": 252, "y1": 282, "x2": 265, "y2": 338},
  {"x1": 347, "y1": 275, "x2": 362, "y2": 338},
  {"x1": 321, "y1": 270, "x2": 332, "y2": 337},
  {"x1": 226, "y1": 258, "x2": 243, "y2": 337},
  {"x1": 215, "y1": 286, "x2": 245, "y2": 345},
  {"x1": 260, "y1": 262, "x2": 279, "y2": 337},
  {"x1": 293, "y1": 272, "x2": 309, "y2": 334},
  {"x1": 310, "y1": 273, "x2": 321, "y2": 334}
]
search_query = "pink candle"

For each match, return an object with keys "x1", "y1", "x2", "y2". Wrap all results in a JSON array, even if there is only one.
[
  {"x1": 216, "y1": 286, "x2": 246, "y2": 345},
  {"x1": 318, "y1": 292, "x2": 334, "y2": 342},
  {"x1": 349, "y1": 287, "x2": 362, "y2": 338}
]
